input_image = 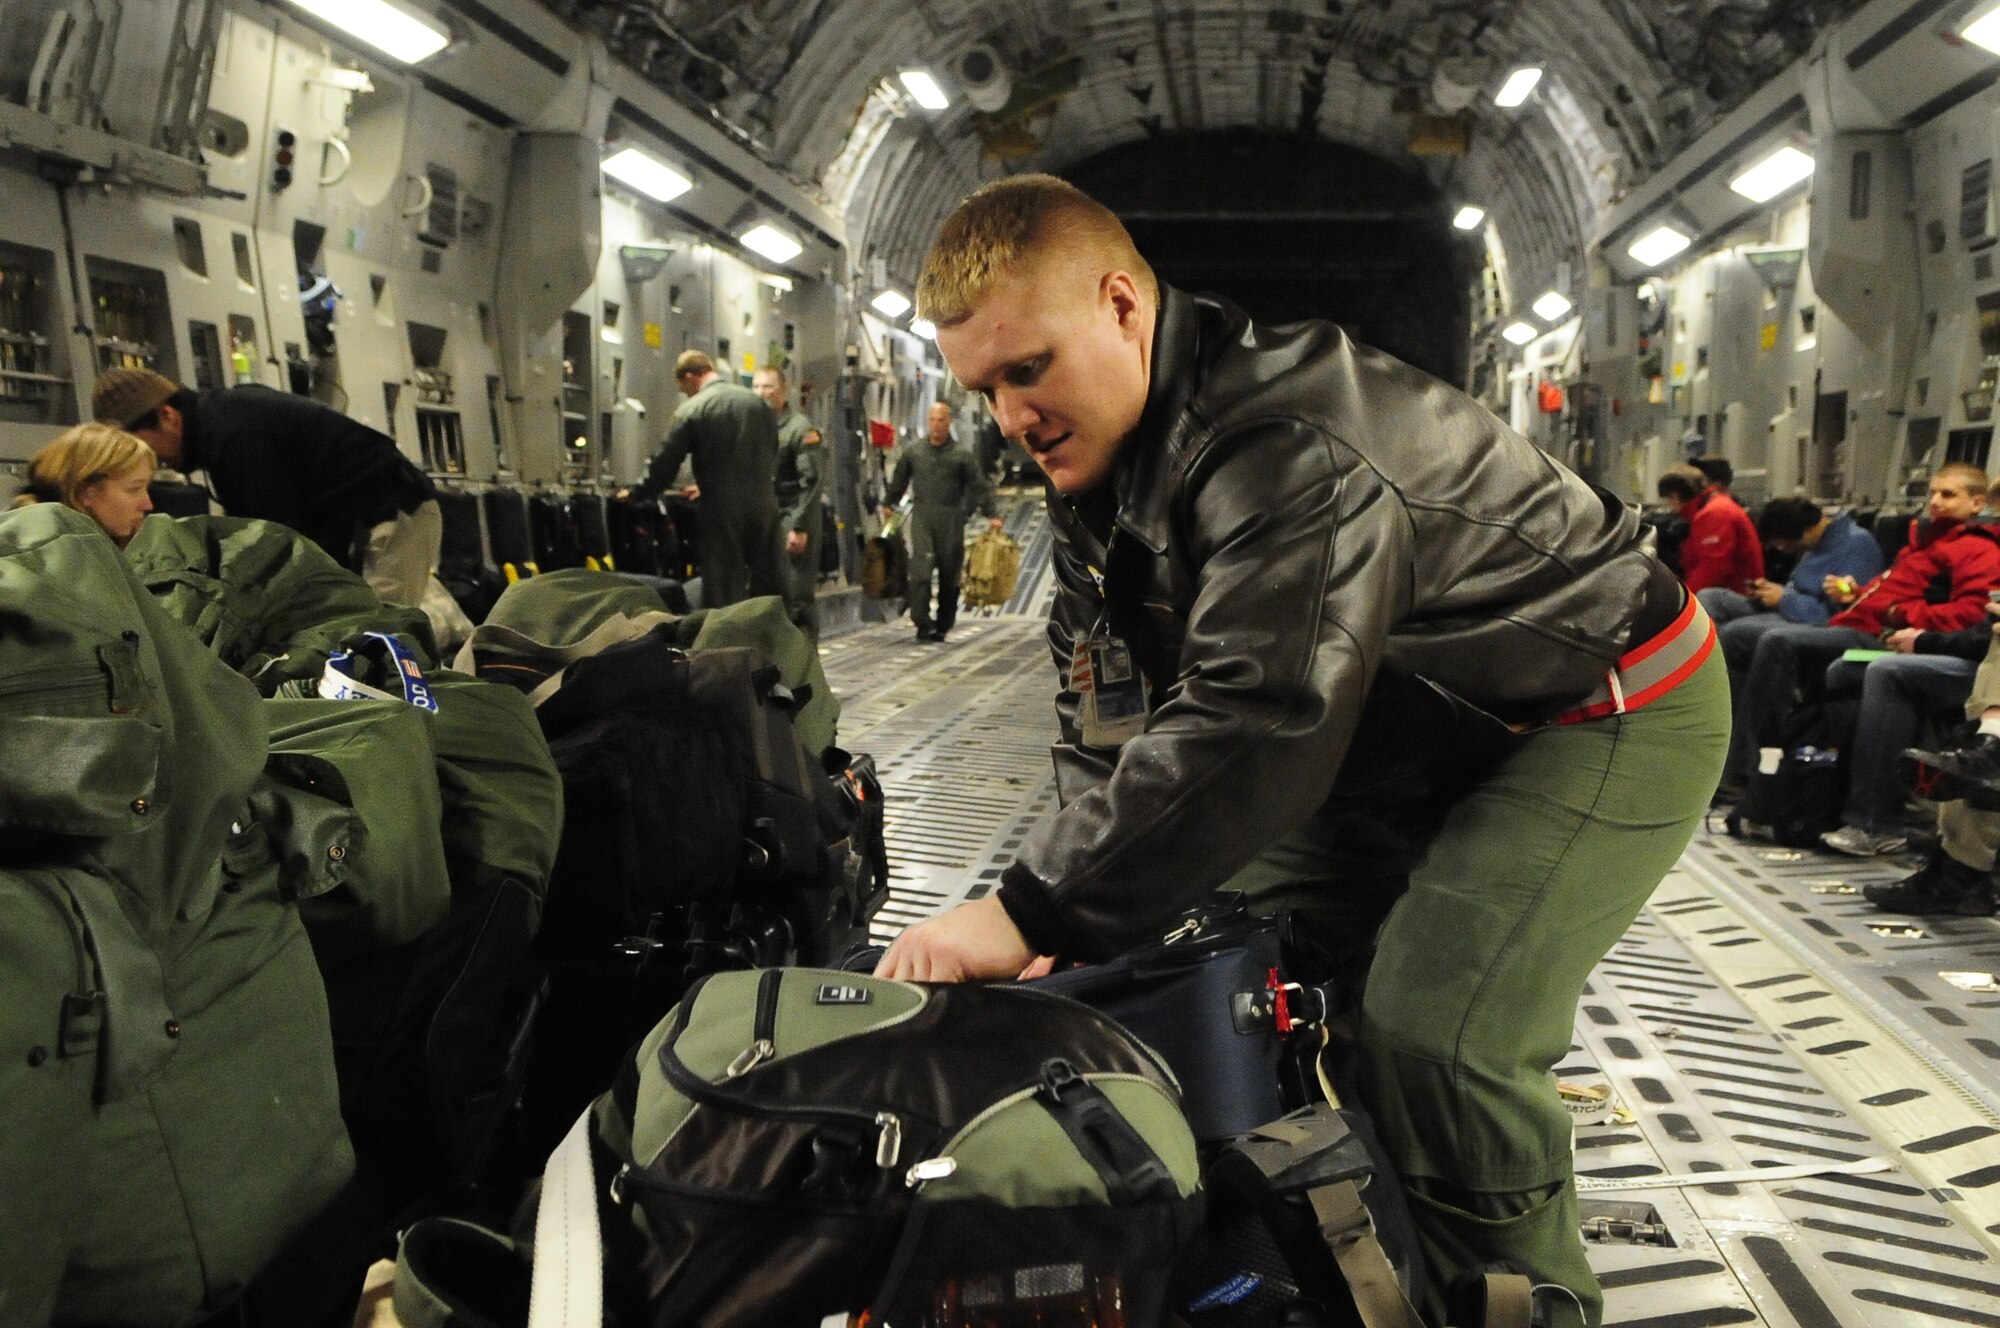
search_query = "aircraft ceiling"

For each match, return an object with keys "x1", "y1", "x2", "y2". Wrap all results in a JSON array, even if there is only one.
[{"x1": 546, "y1": 1, "x2": 1866, "y2": 310}]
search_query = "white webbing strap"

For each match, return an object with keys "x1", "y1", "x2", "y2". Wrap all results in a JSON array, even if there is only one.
[{"x1": 527, "y1": 1108, "x2": 606, "y2": 1328}]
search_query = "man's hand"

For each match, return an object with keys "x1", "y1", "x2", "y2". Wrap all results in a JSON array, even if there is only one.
[
  {"x1": 874, "y1": 895, "x2": 1037, "y2": 983},
  {"x1": 988, "y1": 516, "x2": 1005, "y2": 532},
  {"x1": 785, "y1": 529, "x2": 809, "y2": 555},
  {"x1": 1748, "y1": 579, "x2": 1784, "y2": 609},
  {"x1": 1888, "y1": 626, "x2": 1922, "y2": 653},
  {"x1": 682, "y1": 483, "x2": 701, "y2": 501},
  {"x1": 1823, "y1": 573, "x2": 1858, "y2": 606}
]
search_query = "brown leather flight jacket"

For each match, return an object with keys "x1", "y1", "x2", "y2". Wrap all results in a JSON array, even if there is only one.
[{"x1": 997, "y1": 287, "x2": 1683, "y2": 962}]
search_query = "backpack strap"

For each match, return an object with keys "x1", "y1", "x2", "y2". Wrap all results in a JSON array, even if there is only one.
[
  {"x1": 1304, "y1": 1177, "x2": 1428, "y2": 1328},
  {"x1": 527, "y1": 1106, "x2": 605, "y2": 1328},
  {"x1": 1475, "y1": 1272, "x2": 1535, "y2": 1328},
  {"x1": 391, "y1": 1106, "x2": 602, "y2": 1328}
]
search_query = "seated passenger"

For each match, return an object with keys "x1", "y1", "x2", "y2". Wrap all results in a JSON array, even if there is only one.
[
  {"x1": 1870, "y1": 639, "x2": 2000, "y2": 914},
  {"x1": 9, "y1": 422, "x2": 156, "y2": 546},
  {"x1": 1816, "y1": 610, "x2": 1989, "y2": 855},
  {"x1": 1658, "y1": 462, "x2": 1761, "y2": 595},
  {"x1": 1708, "y1": 497, "x2": 1887, "y2": 716},
  {"x1": 1721, "y1": 463, "x2": 2000, "y2": 794}
]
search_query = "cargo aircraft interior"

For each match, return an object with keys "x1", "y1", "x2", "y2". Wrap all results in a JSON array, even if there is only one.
[{"x1": 17, "y1": 2, "x2": 2000, "y2": 1326}]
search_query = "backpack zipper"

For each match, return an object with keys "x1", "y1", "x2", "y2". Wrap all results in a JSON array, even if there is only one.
[
  {"x1": 662, "y1": 970, "x2": 905, "y2": 1170},
  {"x1": 724, "y1": 967, "x2": 783, "y2": 1078}
]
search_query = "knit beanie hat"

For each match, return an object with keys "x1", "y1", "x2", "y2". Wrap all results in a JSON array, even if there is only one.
[{"x1": 92, "y1": 367, "x2": 180, "y2": 429}]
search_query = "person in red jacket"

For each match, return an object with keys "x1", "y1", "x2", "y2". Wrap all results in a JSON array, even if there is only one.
[
  {"x1": 1720, "y1": 462, "x2": 1999, "y2": 791},
  {"x1": 1658, "y1": 463, "x2": 1763, "y2": 593}
]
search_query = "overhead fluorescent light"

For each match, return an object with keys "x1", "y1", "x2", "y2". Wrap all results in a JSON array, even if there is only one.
[
  {"x1": 1729, "y1": 144, "x2": 1815, "y2": 202},
  {"x1": 1627, "y1": 225, "x2": 1693, "y2": 268},
  {"x1": 1532, "y1": 290, "x2": 1573, "y2": 321},
  {"x1": 911, "y1": 318, "x2": 938, "y2": 340},
  {"x1": 600, "y1": 147, "x2": 693, "y2": 203},
  {"x1": 1500, "y1": 321, "x2": 1537, "y2": 346},
  {"x1": 283, "y1": 0, "x2": 450, "y2": 65},
  {"x1": 899, "y1": 69, "x2": 950, "y2": 110},
  {"x1": 1452, "y1": 205, "x2": 1487, "y2": 231},
  {"x1": 871, "y1": 289, "x2": 913, "y2": 318},
  {"x1": 1493, "y1": 66, "x2": 1542, "y2": 108},
  {"x1": 760, "y1": 273, "x2": 794, "y2": 292},
  {"x1": 1964, "y1": 3, "x2": 2000, "y2": 54},
  {"x1": 739, "y1": 223, "x2": 803, "y2": 264}
]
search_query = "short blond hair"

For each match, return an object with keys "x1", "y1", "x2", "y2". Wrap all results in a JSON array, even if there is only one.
[
  {"x1": 916, "y1": 174, "x2": 1157, "y2": 327},
  {"x1": 12, "y1": 423, "x2": 155, "y2": 512},
  {"x1": 675, "y1": 349, "x2": 715, "y2": 379},
  {"x1": 1936, "y1": 461, "x2": 1989, "y2": 494}
]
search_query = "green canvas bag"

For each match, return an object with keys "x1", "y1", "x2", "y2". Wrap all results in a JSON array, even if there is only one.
[
  {"x1": 459, "y1": 570, "x2": 840, "y2": 760},
  {"x1": 123, "y1": 512, "x2": 437, "y2": 694},
  {"x1": 0, "y1": 505, "x2": 351, "y2": 1326}
]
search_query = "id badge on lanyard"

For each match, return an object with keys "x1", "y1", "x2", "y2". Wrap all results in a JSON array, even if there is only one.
[{"x1": 1072, "y1": 604, "x2": 1148, "y2": 747}]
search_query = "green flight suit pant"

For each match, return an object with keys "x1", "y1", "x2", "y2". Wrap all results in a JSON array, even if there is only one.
[
  {"x1": 1228, "y1": 648, "x2": 1729, "y2": 1327},
  {"x1": 908, "y1": 504, "x2": 967, "y2": 635}
]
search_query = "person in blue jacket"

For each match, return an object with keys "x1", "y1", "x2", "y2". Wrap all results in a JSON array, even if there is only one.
[{"x1": 1705, "y1": 496, "x2": 1885, "y2": 704}]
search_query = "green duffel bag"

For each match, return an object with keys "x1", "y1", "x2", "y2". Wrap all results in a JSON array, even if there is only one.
[
  {"x1": 0, "y1": 505, "x2": 351, "y2": 1326},
  {"x1": 395, "y1": 968, "x2": 1203, "y2": 1327},
  {"x1": 424, "y1": 670, "x2": 564, "y2": 906},
  {"x1": 124, "y1": 512, "x2": 437, "y2": 694},
  {"x1": 457, "y1": 569, "x2": 840, "y2": 761},
  {"x1": 260, "y1": 696, "x2": 452, "y2": 968}
]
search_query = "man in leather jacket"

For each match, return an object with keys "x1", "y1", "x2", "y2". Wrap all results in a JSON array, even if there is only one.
[{"x1": 876, "y1": 176, "x2": 1729, "y2": 1326}]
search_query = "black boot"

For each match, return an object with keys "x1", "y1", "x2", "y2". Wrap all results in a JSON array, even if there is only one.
[
  {"x1": 1901, "y1": 734, "x2": 2000, "y2": 809},
  {"x1": 1862, "y1": 852, "x2": 1996, "y2": 917}
]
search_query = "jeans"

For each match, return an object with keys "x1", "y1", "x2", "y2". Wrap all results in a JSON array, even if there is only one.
[
  {"x1": 1726, "y1": 623, "x2": 1879, "y2": 777},
  {"x1": 1696, "y1": 586, "x2": 1759, "y2": 626},
  {"x1": 1825, "y1": 654, "x2": 1978, "y2": 834}
]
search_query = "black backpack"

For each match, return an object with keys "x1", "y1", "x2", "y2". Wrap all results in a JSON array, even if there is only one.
[
  {"x1": 1727, "y1": 698, "x2": 1857, "y2": 847},
  {"x1": 520, "y1": 630, "x2": 878, "y2": 1155}
]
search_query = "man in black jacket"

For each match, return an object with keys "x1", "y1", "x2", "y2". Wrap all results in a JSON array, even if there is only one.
[
  {"x1": 92, "y1": 368, "x2": 439, "y2": 608},
  {"x1": 876, "y1": 176, "x2": 1729, "y2": 1327}
]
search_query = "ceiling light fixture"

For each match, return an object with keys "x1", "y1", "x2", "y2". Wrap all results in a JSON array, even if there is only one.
[
  {"x1": 1964, "y1": 3, "x2": 2000, "y2": 54},
  {"x1": 600, "y1": 147, "x2": 693, "y2": 203},
  {"x1": 282, "y1": 0, "x2": 450, "y2": 64},
  {"x1": 1500, "y1": 321, "x2": 1538, "y2": 346},
  {"x1": 1452, "y1": 205, "x2": 1487, "y2": 230},
  {"x1": 1627, "y1": 224, "x2": 1693, "y2": 268},
  {"x1": 1728, "y1": 144, "x2": 1815, "y2": 203},
  {"x1": 911, "y1": 319, "x2": 938, "y2": 340},
  {"x1": 739, "y1": 223, "x2": 803, "y2": 264},
  {"x1": 1532, "y1": 290, "x2": 1573, "y2": 321},
  {"x1": 899, "y1": 69, "x2": 950, "y2": 110},
  {"x1": 871, "y1": 289, "x2": 913, "y2": 318},
  {"x1": 1493, "y1": 66, "x2": 1543, "y2": 108}
]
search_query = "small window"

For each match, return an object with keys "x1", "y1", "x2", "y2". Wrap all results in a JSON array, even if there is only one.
[
  {"x1": 1849, "y1": 150, "x2": 1871, "y2": 221},
  {"x1": 172, "y1": 218, "x2": 207, "y2": 277},
  {"x1": 231, "y1": 233, "x2": 255, "y2": 288},
  {"x1": 1962, "y1": 160, "x2": 1992, "y2": 245}
]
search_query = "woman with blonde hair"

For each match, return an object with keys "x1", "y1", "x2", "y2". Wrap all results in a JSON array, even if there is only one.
[{"x1": 11, "y1": 422, "x2": 156, "y2": 545}]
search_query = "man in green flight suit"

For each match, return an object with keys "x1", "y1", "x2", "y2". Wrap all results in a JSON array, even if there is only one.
[
  {"x1": 883, "y1": 400, "x2": 1004, "y2": 643},
  {"x1": 625, "y1": 350, "x2": 783, "y2": 607},
  {"x1": 754, "y1": 364, "x2": 825, "y2": 634}
]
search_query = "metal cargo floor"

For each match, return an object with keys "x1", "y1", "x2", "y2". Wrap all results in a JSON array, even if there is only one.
[{"x1": 821, "y1": 614, "x2": 2000, "y2": 1328}]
